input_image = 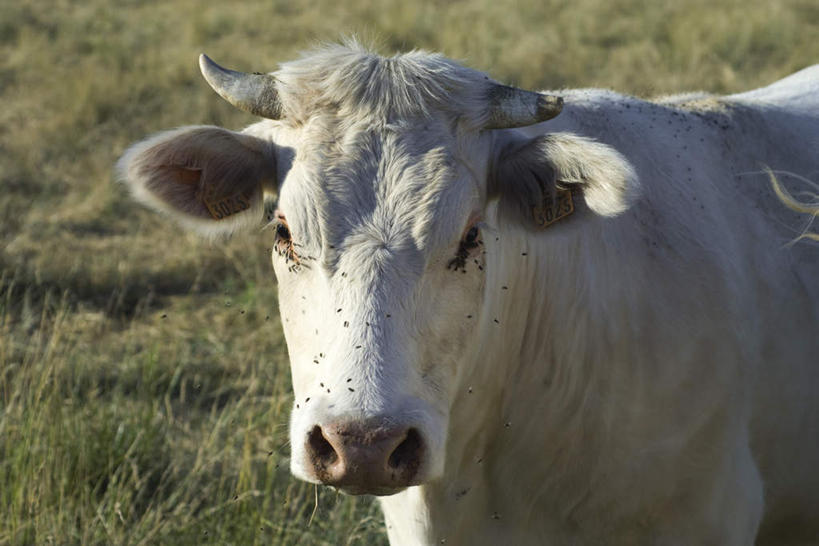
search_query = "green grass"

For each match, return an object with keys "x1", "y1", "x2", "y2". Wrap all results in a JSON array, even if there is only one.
[{"x1": 1, "y1": 0, "x2": 818, "y2": 543}]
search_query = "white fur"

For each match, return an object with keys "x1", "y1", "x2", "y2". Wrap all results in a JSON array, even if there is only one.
[
  {"x1": 538, "y1": 133, "x2": 638, "y2": 216},
  {"x1": 120, "y1": 45, "x2": 819, "y2": 545}
]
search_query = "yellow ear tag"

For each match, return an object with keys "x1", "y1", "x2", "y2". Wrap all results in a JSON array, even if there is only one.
[
  {"x1": 204, "y1": 190, "x2": 253, "y2": 220},
  {"x1": 533, "y1": 187, "x2": 574, "y2": 228}
]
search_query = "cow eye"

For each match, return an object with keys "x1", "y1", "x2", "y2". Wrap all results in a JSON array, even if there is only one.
[
  {"x1": 276, "y1": 222, "x2": 291, "y2": 240},
  {"x1": 464, "y1": 226, "x2": 479, "y2": 245},
  {"x1": 460, "y1": 223, "x2": 481, "y2": 252},
  {"x1": 447, "y1": 222, "x2": 482, "y2": 272},
  {"x1": 273, "y1": 214, "x2": 300, "y2": 267}
]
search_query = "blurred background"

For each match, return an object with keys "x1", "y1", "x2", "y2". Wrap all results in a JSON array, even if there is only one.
[{"x1": 1, "y1": 0, "x2": 817, "y2": 543}]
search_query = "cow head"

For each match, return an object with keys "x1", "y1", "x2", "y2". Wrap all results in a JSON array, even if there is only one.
[{"x1": 118, "y1": 43, "x2": 635, "y2": 496}]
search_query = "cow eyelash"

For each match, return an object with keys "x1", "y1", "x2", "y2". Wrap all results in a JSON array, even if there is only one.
[{"x1": 273, "y1": 215, "x2": 301, "y2": 267}]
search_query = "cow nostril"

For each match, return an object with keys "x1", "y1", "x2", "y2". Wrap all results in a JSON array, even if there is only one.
[
  {"x1": 388, "y1": 428, "x2": 423, "y2": 470},
  {"x1": 307, "y1": 425, "x2": 337, "y2": 466}
]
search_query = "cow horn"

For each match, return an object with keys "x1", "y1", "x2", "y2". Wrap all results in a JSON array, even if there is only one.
[
  {"x1": 484, "y1": 84, "x2": 563, "y2": 130},
  {"x1": 198, "y1": 54, "x2": 283, "y2": 119}
]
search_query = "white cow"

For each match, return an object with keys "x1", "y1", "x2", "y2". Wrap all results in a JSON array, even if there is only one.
[{"x1": 118, "y1": 43, "x2": 819, "y2": 545}]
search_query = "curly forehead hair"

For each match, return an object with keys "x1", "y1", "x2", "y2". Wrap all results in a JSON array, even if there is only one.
[{"x1": 272, "y1": 40, "x2": 495, "y2": 126}]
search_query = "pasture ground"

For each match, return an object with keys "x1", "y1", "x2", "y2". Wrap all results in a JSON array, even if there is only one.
[{"x1": 1, "y1": 0, "x2": 818, "y2": 543}]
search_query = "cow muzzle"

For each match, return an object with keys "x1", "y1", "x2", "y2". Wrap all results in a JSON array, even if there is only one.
[{"x1": 305, "y1": 419, "x2": 425, "y2": 496}]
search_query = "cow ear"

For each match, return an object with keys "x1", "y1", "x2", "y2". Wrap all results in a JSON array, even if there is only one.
[
  {"x1": 492, "y1": 132, "x2": 638, "y2": 228},
  {"x1": 117, "y1": 125, "x2": 276, "y2": 237}
]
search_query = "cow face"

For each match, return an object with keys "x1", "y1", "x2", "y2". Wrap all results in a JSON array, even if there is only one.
[
  {"x1": 118, "y1": 44, "x2": 635, "y2": 496},
  {"x1": 266, "y1": 117, "x2": 494, "y2": 494}
]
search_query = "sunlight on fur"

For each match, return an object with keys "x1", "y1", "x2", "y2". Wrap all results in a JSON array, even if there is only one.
[{"x1": 766, "y1": 168, "x2": 819, "y2": 244}]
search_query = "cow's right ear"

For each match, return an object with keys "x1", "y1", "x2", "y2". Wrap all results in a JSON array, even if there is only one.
[{"x1": 117, "y1": 125, "x2": 276, "y2": 237}]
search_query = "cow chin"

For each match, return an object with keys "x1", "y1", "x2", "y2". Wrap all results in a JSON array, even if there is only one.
[{"x1": 339, "y1": 483, "x2": 409, "y2": 497}]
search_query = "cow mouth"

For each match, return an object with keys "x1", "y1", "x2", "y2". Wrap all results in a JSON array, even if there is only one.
[{"x1": 336, "y1": 484, "x2": 409, "y2": 497}]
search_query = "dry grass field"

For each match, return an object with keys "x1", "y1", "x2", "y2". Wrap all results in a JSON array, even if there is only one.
[{"x1": 1, "y1": 0, "x2": 818, "y2": 544}]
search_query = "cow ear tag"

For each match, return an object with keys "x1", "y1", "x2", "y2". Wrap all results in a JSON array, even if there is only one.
[
  {"x1": 533, "y1": 187, "x2": 574, "y2": 228},
  {"x1": 203, "y1": 189, "x2": 253, "y2": 220},
  {"x1": 197, "y1": 172, "x2": 253, "y2": 221},
  {"x1": 167, "y1": 165, "x2": 253, "y2": 221}
]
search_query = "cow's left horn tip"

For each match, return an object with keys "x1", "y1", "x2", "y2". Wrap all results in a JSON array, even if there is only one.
[
  {"x1": 195, "y1": 53, "x2": 283, "y2": 120},
  {"x1": 198, "y1": 53, "x2": 216, "y2": 77}
]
